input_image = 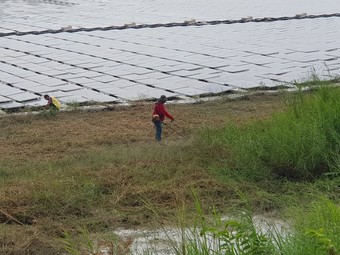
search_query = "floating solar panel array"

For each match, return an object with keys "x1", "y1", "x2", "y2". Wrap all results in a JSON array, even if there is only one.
[
  {"x1": 0, "y1": 0, "x2": 340, "y2": 110},
  {"x1": 1, "y1": 0, "x2": 340, "y2": 33}
]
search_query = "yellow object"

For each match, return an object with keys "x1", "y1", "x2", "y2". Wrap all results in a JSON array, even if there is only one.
[{"x1": 51, "y1": 96, "x2": 61, "y2": 110}]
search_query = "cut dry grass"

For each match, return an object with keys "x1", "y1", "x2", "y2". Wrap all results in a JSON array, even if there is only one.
[{"x1": 0, "y1": 93, "x2": 284, "y2": 162}]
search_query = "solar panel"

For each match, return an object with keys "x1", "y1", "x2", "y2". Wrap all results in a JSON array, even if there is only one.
[{"x1": 0, "y1": 0, "x2": 339, "y2": 110}]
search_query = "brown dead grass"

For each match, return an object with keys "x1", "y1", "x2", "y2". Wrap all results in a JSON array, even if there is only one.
[
  {"x1": 0, "y1": 93, "x2": 284, "y2": 162},
  {"x1": 0, "y1": 92, "x2": 286, "y2": 254}
]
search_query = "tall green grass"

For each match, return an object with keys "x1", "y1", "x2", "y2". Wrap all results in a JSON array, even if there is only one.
[
  {"x1": 281, "y1": 198, "x2": 340, "y2": 255},
  {"x1": 177, "y1": 198, "x2": 339, "y2": 255},
  {"x1": 202, "y1": 86, "x2": 340, "y2": 180}
]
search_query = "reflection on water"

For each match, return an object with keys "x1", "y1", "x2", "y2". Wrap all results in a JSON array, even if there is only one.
[
  {"x1": 0, "y1": 1, "x2": 8, "y2": 20},
  {"x1": 0, "y1": 0, "x2": 340, "y2": 33}
]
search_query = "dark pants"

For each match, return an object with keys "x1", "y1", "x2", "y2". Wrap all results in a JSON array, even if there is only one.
[{"x1": 154, "y1": 121, "x2": 162, "y2": 141}]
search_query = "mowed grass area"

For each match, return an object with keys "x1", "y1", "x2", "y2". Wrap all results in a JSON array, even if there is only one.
[{"x1": 0, "y1": 88, "x2": 339, "y2": 254}]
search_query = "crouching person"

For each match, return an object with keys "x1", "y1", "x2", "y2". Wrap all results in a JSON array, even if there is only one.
[{"x1": 44, "y1": 94, "x2": 61, "y2": 114}]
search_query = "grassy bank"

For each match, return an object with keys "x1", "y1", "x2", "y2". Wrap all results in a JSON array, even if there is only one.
[
  {"x1": 199, "y1": 85, "x2": 340, "y2": 181},
  {"x1": 0, "y1": 87, "x2": 339, "y2": 254}
]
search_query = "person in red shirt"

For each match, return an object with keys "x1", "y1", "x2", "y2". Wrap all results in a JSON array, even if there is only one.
[{"x1": 152, "y1": 95, "x2": 174, "y2": 141}]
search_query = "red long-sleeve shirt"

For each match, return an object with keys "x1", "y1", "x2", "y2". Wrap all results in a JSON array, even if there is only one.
[{"x1": 153, "y1": 102, "x2": 174, "y2": 121}]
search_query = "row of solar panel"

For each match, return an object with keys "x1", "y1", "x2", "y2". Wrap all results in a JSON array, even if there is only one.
[{"x1": 0, "y1": 18, "x2": 339, "y2": 110}]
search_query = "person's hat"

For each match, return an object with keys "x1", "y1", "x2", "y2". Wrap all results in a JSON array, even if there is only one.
[{"x1": 159, "y1": 95, "x2": 167, "y2": 103}]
